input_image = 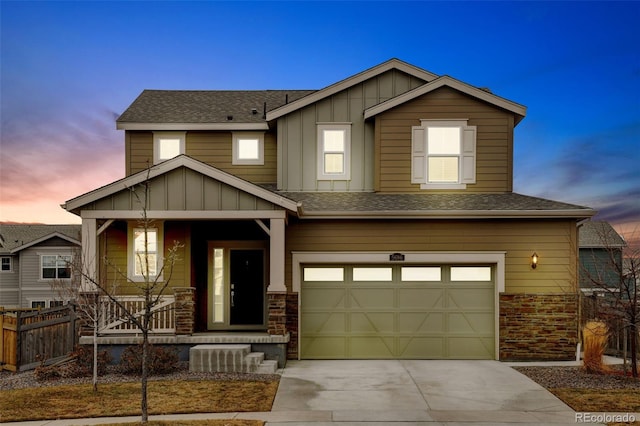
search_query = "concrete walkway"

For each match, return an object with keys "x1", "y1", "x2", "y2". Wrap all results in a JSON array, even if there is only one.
[{"x1": 2, "y1": 360, "x2": 610, "y2": 425}]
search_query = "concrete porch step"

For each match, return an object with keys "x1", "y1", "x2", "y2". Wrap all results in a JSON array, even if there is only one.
[{"x1": 188, "y1": 344, "x2": 277, "y2": 374}]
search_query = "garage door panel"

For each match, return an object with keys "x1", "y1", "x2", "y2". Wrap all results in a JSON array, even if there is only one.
[
  {"x1": 350, "y1": 337, "x2": 395, "y2": 358},
  {"x1": 301, "y1": 336, "x2": 347, "y2": 359},
  {"x1": 398, "y1": 288, "x2": 445, "y2": 308},
  {"x1": 349, "y1": 288, "x2": 395, "y2": 308},
  {"x1": 399, "y1": 337, "x2": 445, "y2": 358},
  {"x1": 448, "y1": 337, "x2": 494, "y2": 359},
  {"x1": 447, "y1": 287, "x2": 494, "y2": 309},
  {"x1": 448, "y1": 312, "x2": 494, "y2": 334},
  {"x1": 350, "y1": 312, "x2": 395, "y2": 332},
  {"x1": 398, "y1": 312, "x2": 444, "y2": 333},
  {"x1": 302, "y1": 312, "x2": 346, "y2": 333},
  {"x1": 303, "y1": 287, "x2": 346, "y2": 309}
]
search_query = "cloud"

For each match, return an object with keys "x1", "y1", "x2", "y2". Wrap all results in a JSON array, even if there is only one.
[{"x1": 0, "y1": 107, "x2": 124, "y2": 222}]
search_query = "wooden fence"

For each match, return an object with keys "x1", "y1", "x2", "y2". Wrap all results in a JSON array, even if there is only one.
[{"x1": 0, "y1": 305, "x2": 78, "y2": 372}]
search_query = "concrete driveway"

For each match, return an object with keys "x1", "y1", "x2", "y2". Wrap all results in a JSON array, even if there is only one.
[{"x1": 270, "y1": 360, "x2": 582, "y2": 425}]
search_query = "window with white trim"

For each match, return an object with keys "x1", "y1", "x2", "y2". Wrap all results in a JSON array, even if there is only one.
[
  {"x1": 317, "y1": 123, "x2": 351, "y2": 180},
  {"x1": 41, "y1": 255, "x2": 72, "y2": 279},
  {"x1": 411, "y1": 120, "x2": 476, "y2": 189},
  {"x1": 232, "y1": 132, "x2": 264, "y2": 165},
  {"x1": 153, "y1": 131, "x2": 185, "y2": 164},
  {"x1": 130, "y1": 226, "x2": 163, "y2": 279},
  {"x1": 1, "y1": 256, "x2": 12, "y2": 272}
]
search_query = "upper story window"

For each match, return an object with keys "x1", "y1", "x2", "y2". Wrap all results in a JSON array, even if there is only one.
[
  {"x1": 153, "y1": 131, "x2": 185, "y2": 164},
  {"x1": 232, "y1": 132, "x2": 264, "y2": 165},
  {"x1": 129, "y1": 225, "x2": 163, "y2": 280},
  {"x1": 41, "y1": 254, "x2": 72, "y2": 280},
  {"x1": 411, "y1": 120, "x2": 476, "y2": 189},
  {"x1": 317, "y1": 123, "x2": 351, "y2": 181},
  {"x1": 1, "y1": 256, "x2": 12, "y2": 272}
]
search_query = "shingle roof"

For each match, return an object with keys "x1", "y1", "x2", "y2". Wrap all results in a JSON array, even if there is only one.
[
  {"x1": 117, "y1": 90, "x2": 316, "y2": 124},
  {"x1": 0, "y1": 224, "x2": 81, "y2": 254},
  {"x1": 276, "y1": 191, "x2": 595, "y2": 218},
  {"x1": 579, "y1": 221, "x2": 626, "y2": 248}
]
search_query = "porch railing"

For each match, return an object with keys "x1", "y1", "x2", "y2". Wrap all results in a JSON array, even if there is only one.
[{"x1": 98, "y1": 296, "x2": 175, "y2": 335}]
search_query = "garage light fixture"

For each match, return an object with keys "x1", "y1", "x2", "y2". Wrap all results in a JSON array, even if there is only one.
[{"x1": 531, "y1": 252, "x2": 538, "y2": 269}]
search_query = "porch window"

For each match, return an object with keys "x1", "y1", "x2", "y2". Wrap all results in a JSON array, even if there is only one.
[
  {"x1": 232, "y1": 132, "x2": 265, "y2": 165},
  {"x1": 317, "y1": 123, "x2": 351, "y2": 180},
  {"x1": 131, "y1": 227, "x2": 160, "y2": 278},
  {"x1": 212, "y1": 248, "x2": 224, "y2": 323},
  {"x1": 41, "y1": 255, "x2": 72, "y2": 279},
  {"x1": 153, "y1": 131, "x2": 185, "y2": 164}
]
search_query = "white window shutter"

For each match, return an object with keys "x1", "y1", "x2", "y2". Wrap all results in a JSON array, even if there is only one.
[
  {"x1": 461, "y1": 126, "x2": 477, "y2": 184},
  {"x1": 411, "y1": 126, "x2": 426, "y2": 184}
]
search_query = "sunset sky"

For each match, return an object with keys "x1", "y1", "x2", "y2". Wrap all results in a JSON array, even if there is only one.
[{"x1": 1, "y1": 1, "x2": 639, "y2": 241}]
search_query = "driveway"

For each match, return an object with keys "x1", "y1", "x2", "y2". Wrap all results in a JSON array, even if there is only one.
[{"x1": 270, "y1": 360, "x2": 581, "y2": 425}]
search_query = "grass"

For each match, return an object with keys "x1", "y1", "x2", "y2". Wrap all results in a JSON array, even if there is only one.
[
  {"x1": 549, "y1": 388, "x2": 640, "y2": 412},
  {"x1": 106, "y1": 422, "x2": 262, "y2": 426},
  {"x1": 0, "y1": 379, "x2": 279, "y2": 423}
]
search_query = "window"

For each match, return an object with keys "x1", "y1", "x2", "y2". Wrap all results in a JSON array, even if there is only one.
[
  {"x1": 232, "y1": 132, "x2": 264, "y2": 165},
  {"x1": 450, "y1": 266, "x2": 492, "y2": 281},
  {"x1": 303, "y1": 267, "x2": 344, "y2": 282},
  {"x1": 411, "y1": 120, "x2": 476, "y2": 189},
  {"x1": 317, "y1": 124, "x2": 351, "y2": 180},
  {"x1": 401, "y1": 266, "x2": 441, "y2": 281},
  {"x1": 153, "y1": 131, "x2": 185, "y2": 164},
  {"x1": 41, "y1": 255, "x2": 72, "y2": 279},
  {"x1": 31, "y1": 301, "x2": 46, "y2": 309},
  {"x1": 1, "y1": 256, "x2": 12, "y2": 272},
  {"x1": 131, "y1": 227, "x2": 160, "y2": 278},
  {"x1": 353, "y1": 267, "x2": 392, "y2": 281},
  {"x1": 50, "y1": 300, "x2": 65, "y2": 308}
]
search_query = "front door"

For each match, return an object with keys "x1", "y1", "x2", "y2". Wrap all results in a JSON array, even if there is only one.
[{"x1": 207, "y1": 242, "x2": 266, "y2": 330}]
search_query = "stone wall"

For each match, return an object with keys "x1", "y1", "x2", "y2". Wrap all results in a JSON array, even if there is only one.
[
  {"x1": 499, "y1": 293, "x2": 578, "y2": 360},
  {"x1": 286, "y1": 293, "x2": 299, "y2": 359},
  {"x1": 267, "y1": 292, "x2": 287, "y2": 335},
  {"x1": 174, "y1": 287, "x2": 195, "y2": 335}
]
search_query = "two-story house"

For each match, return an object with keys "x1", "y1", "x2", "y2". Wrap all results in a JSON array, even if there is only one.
[
  {"x1": 0, "y1": 224, "x2": 81, "y2": 309},
  {"x1": 63, "y1": 59, "x2": 595, "y2": 362}
]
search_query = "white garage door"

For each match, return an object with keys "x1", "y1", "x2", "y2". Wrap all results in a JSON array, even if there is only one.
[{"x1": 300, "y1": 264, "x2": 495, "y2": 359}]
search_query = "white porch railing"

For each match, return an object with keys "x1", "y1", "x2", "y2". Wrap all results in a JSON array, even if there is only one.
[{"x1": 98, "y1": 296, "x2": 175, "y2": 334}]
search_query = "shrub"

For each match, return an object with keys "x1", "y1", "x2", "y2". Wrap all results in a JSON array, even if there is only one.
[
  {"x1": 582, "y1": 320, "x2": 609, "y2": 374},
  {"x1": 119, "y1": 344, "x2": 179, "y2": 375},
  {"x1": 67, "y1": 345, "x2": 112, "y2": 377}
]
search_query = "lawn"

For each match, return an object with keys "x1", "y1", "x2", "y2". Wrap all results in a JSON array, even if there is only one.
[{"x1": 0, "y1": 379, "x2": 278, "y2": 423}]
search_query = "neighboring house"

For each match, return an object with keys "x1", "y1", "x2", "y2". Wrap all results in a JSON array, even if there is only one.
[
  {"x1": 63, "y1": 59, "x2": 595, "y2": 361},
  {"x1": 579, "y1": 221, "x2": 626, "y2": 294},
  {"x1": 0, "y1": 224, "x2": 81, "y2": 309}
]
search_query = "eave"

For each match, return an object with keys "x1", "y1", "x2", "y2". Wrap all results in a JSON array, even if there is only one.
[
  {"x1": 297, "y1": 209, "x2": 597, "y2": 220},
  {"x1": 364, "y1": 76, "x2": 527, "y2": 124},
  {"x1": 116, "y1": 122, "x2": 270, "y2": 131},
  {"x1": 10, "y1": 232, "x2": 81, "y2": 253}
]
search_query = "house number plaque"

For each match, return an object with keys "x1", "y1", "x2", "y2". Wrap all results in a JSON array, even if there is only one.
[{"x1": 389, "y1": 253, "x2": 405, "y2": 261}]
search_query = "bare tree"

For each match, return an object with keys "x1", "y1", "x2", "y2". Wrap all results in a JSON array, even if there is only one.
[
  {"x1": 69, "y1": 171, "x2": 183, "y2": 422},
  {"x1": 580, "y1": 221, "x2": 639, "y2": 377}
]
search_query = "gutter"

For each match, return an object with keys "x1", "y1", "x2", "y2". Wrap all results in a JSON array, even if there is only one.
[{"x1": 296, "y1": 209, "x2": 597, "y2": 220}]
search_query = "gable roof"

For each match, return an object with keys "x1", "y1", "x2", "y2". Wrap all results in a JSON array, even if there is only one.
[
  {"x1": 279, "y1": 192, "x2": 595, "y2": 219},
  {"x1": 63, "y1": 155, "x2": 301, "y2": 215},
  {"x1": 579, "y1": 221, "x2": 626, "y2": 248},
  {"x1": 363, "y1": 75, "x2": 527, "y2": 124},
  {"x1": 117, "y1": 90, "x2": 316, "y2": 131},
  {"x1": 0, "y1": 224, "x2": 81, "y2": 254},
  {"x1": 266, "y1": 58, "x2": 438, "y2": 121}
]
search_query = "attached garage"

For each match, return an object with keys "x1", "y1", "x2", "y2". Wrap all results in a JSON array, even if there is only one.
[{"x1": 300, "y1": 263, "x2": 496, "y2": 360}]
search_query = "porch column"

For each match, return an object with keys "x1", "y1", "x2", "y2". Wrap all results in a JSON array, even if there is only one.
[
  {"x1": 81, "y1": 217, "x2": 98, "y2": 292},
  {"x1": 267, "y1": 218, "x2": 287, "y2": 336},
  {"x1": 267, "y1": 218, "x2": 286, "y2": 292}
]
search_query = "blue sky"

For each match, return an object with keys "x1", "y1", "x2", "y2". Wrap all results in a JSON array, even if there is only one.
[{"x1": 1, "y1": 1, "x2": 639, "y2": 239}]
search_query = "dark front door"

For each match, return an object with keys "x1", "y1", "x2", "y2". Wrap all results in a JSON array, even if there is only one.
[{"x1": 230, "y1": 249, "x2": 264, "y2": 325}]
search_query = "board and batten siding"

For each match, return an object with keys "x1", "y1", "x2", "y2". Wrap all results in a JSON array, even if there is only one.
[
  {"x1": 278, "y1": 69, "x2": 426, "y2": 192},
  {"x1": 285, "y1": 219, "x2": 578, "y2": 294},
  {"x1": 375, "y1": 86, "x2": 515, "y2": 193},
  {"x1": 126, "y1": 131, "x2": 278, "y2": 184},
  {"x1": 86, "y1": 167, "x2": 280, "y2": 212}
]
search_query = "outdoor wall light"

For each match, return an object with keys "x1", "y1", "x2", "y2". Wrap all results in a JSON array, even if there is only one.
[{"x1": 531, "y1": 252, "x2": 538, "y2": 269}]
